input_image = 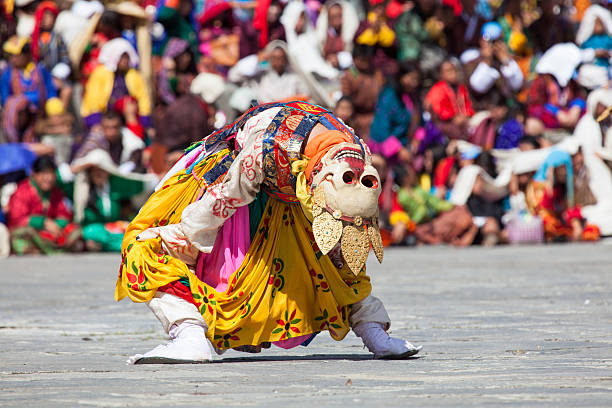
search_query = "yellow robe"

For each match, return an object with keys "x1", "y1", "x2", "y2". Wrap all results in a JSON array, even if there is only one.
[{"x1": 116, "y1": 150, "x2": 372, "y2": 349}]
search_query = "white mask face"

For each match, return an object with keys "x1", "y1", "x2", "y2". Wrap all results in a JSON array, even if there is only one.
[{"x1": 310, "y1": 143, "x2": 383, "y2": 275}]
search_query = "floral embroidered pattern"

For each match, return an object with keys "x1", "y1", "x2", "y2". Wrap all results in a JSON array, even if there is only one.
[
  {"x1": 268, "y1": 258, "x2": 285, "y2": 298},
  {"x1": 214, "y1": 328, "x2": 242, "y2": 348},
  {"x1": 193, "y1": 285, "x2": 217, "y2": 315},
  {"x1": 272, "y1": 310, "x2": 302, "y2": 339}
]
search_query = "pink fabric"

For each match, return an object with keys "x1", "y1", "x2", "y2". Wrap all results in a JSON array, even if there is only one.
[
  {"x1": 274, "y1": 335, "x2": 313, "y2": 349},
  {"x1": 195, "y1": 204, "x2": 315, "y2": 349},
  {"x1": 196, "y1": 205, "x2": 250, "y2": 291},
  {"x1": 367, "y1": 135, "x2": 403, "y2": 159}
]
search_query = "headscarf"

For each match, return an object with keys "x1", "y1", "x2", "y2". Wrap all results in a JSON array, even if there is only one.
[
  {"x1": 535, "y1": 43, "x2": 583, "y2": 87},
  {"x1": 190, "y1": 72, "x2": 226, "y2": 104},
  {"x1": 534, "y1": 149, "x2": 574, "y2": 207},
  {"x1": 31, "y1": 1, "x2": 59, "y2": 61},
  {"x1": 315, "y1": 0, "x2": 360, "y2": 53},
  {"x1": 303, "y1": 130, "x2": 353, "y2": 182},
  {"x1": 280, "y1": 1, "x2": 339, "y2": 80},
  {"x1": 97, "y1": 38, "x2": 139, "y2": 72},
  {"x1": 576, "y1": 4, "x2": 612, "y2": 46}
]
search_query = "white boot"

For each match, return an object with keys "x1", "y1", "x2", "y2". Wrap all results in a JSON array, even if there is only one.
[
  {"x1": 353, "y1": 322, "x2": 422, "y2": 359},
  {"x1": 127, "y1": 322, "x2": 213, "y2": 364}
]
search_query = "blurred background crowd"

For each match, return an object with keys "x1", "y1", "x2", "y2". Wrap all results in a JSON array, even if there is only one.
[{"x1": 2, "y1": 0, "x2": 612, "y2": 258}]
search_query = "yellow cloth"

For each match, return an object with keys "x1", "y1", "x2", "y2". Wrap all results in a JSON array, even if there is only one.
[
  {"x1": 3, "y1": 36, "x2": 28, "y2": 55},
  {"x1": 45, "y1": 97, "x2": 65, "y2": 116},
  {"x1": 81, "y1": 65, "x2": 151, "y2": 119},
  {"x1": 419, "y1": 173, "x2": 431, "y2": 193},
  {"x1": 292, "y1": 158, "x2": 314, "y2": 222},
  {"x1": 116, "y1": 151, "x2": 372, "y2": 348},
  {"x1": 356, "y1": 12, "x2": 395, "y2": 47}
]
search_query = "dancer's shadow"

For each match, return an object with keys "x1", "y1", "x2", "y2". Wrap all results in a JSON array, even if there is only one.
[{"x1": 214, "y1": 354, "x2": 422, "y2": 363}]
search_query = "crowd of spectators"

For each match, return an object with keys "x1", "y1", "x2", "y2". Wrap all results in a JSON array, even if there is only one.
[{"x1": 2, "y1": 0, "x2": 612, "y2": 257}]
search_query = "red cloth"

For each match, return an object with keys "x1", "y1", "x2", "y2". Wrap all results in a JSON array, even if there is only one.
[
  {"x1": 253, "y1": 0, "x2": 272, "y2": 49},
  {"x1": 441, "y1": 0, "x2": 462, "y2": 16},
  {"x1": 426, "y1": 81, "x2": 475, "y2": 121},
  {"x1": 7, "y1": 179, "x2": 72, "y2": 229},
  {"x1": 112, "y1": 96, "x2": 145, "y2": 139},
  {"x1": 159, "y1": 280, "x2": 196, "y2": 305},
  {"x1": 198, "y1": 0, "x2": 232, "y2": 26},
  {"x1": 434, "y1": 157, "x2": 456, "y2": 187},
  {"x1": 31, "y1": 1, "x2": 59, "y2": 61}
]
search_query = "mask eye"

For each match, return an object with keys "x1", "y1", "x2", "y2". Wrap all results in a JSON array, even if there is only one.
[
  {"x1": 360, "y1": 175, "x2": 378, "y2": 189},
  {"x1": 342, "y1": 170, "x2": 356, "y2": 184}
]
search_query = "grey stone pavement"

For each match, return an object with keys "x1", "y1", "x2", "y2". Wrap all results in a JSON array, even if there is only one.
[{"x1": 1, "y1": 244, "x2": 611, "y2": 407}]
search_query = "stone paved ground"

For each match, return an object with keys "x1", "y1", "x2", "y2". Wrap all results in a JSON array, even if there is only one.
[{"x1": 1, "y1": 244, "x2": 611, "y2": 407}]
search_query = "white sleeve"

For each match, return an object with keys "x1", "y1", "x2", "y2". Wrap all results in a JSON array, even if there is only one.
[
  {"x1": 500, "y1": 59, "x2": 524, "y2": 91},
  {"x1": 179, "y1": 125, "x2": 267, "y2": 253},
  {"x1": 469, "y1": 61, "x2": 500, "y2": 94}
]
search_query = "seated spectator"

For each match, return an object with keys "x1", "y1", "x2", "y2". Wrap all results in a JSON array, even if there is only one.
[
  {"x1": 151, "y1": 73, "x2": 218, "y2": 174},
  {"x1": 394, "y1": 2, "x2": 429, "y2": 63},
  {"x1": 69, "y1": 149, "x2": 150, "y2": 252},
  {"x1": 34, "y1": 97, "x2": 74, "y2": 164},
  {"x1": 396, "y1": 165, "x2": 453, "y2": 225},
  {"x1": 333, "y1": 96, "x2": 355, "y2": 130},
  {"x1": 250, "y1": 0, "x2": 287, "y2": 54},
  {"x1": 31, "y1": 1, "x2": 70, "y2": 72},
  {"x1": 369, "y1": 62, "x2": 419, "y2": 165},
  {"x1": 1, "y1": 36, "x2": 56, "y2": 143},
  {"x1": 157, "y1": 0, "x2": 200, "y2": 58},
  {"x1": 6, "y1": 155, "x2": 82, "y2": 255},
  {"x1": 340, "y1": 44, "x2": 384, "y2": 140},
  {"x1": 81, "y1": 38, "x2": 152, "y2": 130},
  {"x1": 157, "y1": 38, "x2": 198, "y2": 106},
  {"x1": 280, "y1": 0, "x2": 339, "y2": 80},
  {"x1": 526, "y1": 43, "x2": 586, "y2": 136},
  {"x1": 256, "y1": 41, "x2": 310, "y2": 103},
  {"x1": 315, "y1": 0, "x2": 359, "y2": 69},
  {"x1": 354, "y1": 0, "x2": 398, "y2": 76},
  {"x1": 425, "y1": 58, "x2": 475, "y2": 140},
  {"x1": 525, "y1": 150, "x2": 590, "y2": 242},
  {"x1": 576, "y1": 4, "x2": 612, "y2": 89},
  {"x1": 464, "y1": 22, "x2": 523, "y2": 109},
  {"x1": 74, "y1": 110, "x2": 144, "y2": 172},
  {"x1": 198, "y1": 0, "x2": 240, "y2": 73},
  {"x1": 370, "y1": 154, "x2": 416, "y2": 246},
  {"x1": 76, "y1": 10, "x2": 122, "y2": 86},
  {"x1": 464, "y1": 151, "x2": 505, "y2": 246}
]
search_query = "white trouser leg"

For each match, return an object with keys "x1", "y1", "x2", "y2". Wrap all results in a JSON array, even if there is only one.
[
  {"x1": 146, "y1": 292, "x2": 208, "y2": 334},
  {"x1": 349, "y1": 295, "x2": 391, "y2": 331},
  {"x1": 126, "y1": 292, "x2": 212, "y2": 364},
  {"x1": 350, "y1": 295, "x2": 421, "y2": 359}
]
